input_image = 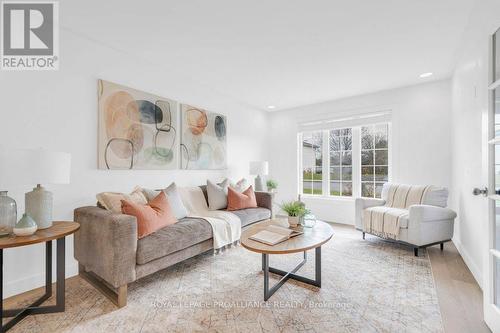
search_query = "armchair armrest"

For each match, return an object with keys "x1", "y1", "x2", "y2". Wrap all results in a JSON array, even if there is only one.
[
  {"x1": 354, "y1": 197, "x2": 386, "y2": 230},
  {"x1": 255, "y1": 191, "x2": 273, "y2": 215},
  {"x1": 408, "y1": 205, "x2": 457, "y2": 223},
  {"x1": 74, "y1": 206, "x2": 138, "y2": 288}
]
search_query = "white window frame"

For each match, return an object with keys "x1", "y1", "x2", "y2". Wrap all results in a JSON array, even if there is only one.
[{"x1": 298, "y1": 122, "x2": 391, "y2": 200}]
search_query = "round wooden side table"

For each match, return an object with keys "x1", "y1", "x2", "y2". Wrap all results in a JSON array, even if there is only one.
[{"x1": 0, "y1": 221, "x2": 79, "y2": 332}]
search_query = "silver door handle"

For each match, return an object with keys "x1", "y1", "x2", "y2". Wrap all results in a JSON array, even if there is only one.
[{"x1": 472, "y1": 187, "x2": 488, "y2": 196}]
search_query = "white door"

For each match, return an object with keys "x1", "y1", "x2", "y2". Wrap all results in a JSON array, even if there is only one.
[{"x1": 484, "y1": 27, "x2": 500, "y2": 331}]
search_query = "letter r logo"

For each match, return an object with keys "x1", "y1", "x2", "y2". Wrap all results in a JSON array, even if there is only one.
[{"x1": 2, "y1": 2, "x2": 54, "y2": 56}]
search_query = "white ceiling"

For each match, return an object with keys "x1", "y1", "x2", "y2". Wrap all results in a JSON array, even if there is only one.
[{"x1": 62, "y1": 0, "x2": 477, "y2": 111}]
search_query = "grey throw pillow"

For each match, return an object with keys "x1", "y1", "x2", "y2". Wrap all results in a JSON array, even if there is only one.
[
  {"x1": 141, "y1": 183, "x2": 188, "y2": 220},
  {"x1": 207, "y1": 179, "x2": 229, "y2": 210},
  {"x1": 163, "y1": 183, "x2": 189, "y2": 219}
]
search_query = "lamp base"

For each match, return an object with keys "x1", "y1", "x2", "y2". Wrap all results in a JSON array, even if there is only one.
[
  {"x1": 25, "y1": 184, "x2": 53, "y2": 229},
  {"x1": 255, "y1": 175, "x2": 266, "y2": 191}
]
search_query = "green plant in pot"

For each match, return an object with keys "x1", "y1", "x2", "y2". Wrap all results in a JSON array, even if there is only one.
[
  {"x1": 280, "y1": 201, "x2": 307, "y2": 227},
  {"x1": 266, "y1": 179, "x2": 278, "y2": 192}
]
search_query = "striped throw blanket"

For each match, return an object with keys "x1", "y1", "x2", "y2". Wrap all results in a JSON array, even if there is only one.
[{"x1": 363, "y1": 184, "x2": 430, "y2": 240}]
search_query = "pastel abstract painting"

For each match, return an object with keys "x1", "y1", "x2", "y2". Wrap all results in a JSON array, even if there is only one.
[
  {"x1": 180, "y1": 104, "x2": 227, "y2": 170},
  {"x1": 98, "y1": 79, "x2": 178, "y2": 170}
]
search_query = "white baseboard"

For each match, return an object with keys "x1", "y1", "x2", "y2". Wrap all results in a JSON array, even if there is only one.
[
  {"x1": 3, "y1": 263, "x2": 79, "y2": 299},
  {"x1": 453, "y1": 238, "x2": 483, "y2": 290}
]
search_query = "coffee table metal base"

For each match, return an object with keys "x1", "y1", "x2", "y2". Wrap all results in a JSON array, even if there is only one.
[{"x1": 262, "y1": 246, "x2": 321, "y2": 301}]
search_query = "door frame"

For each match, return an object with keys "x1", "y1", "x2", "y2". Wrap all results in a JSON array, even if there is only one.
[{"x1": 485, "y1": 28, "x2": 500, "y2": 331}]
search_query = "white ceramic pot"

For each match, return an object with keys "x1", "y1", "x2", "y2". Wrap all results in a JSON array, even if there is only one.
[{"x1": 288, "y1": 216, "x2": 299, "y2": 227}]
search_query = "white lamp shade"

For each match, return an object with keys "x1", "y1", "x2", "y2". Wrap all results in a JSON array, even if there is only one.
[
  {"x1": 28, "y1": 149, "x2": 71, "y2": 185},
  {"x1": 0, "y1": 149, "x2": 71, "y2": 187},
  {"x1": 249, "y1": 161, "x2": 269, "y2": 175}
]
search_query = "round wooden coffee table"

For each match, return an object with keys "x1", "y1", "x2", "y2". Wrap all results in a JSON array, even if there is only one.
[
  {"x1": 0, "y1": 221, "x2": 79, "y2": 332},
  {"x1": 241, "y1": 219, "x2": 333, "y2": 301}
]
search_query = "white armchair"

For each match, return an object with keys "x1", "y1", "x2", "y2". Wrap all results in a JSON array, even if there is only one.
[{"x1": 354, "y1": 183, "x2": 457, "y2": 256}]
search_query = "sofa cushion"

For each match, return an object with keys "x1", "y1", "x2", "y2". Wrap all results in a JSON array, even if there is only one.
[
  {"x1": 230, "y1": 207, "x2": 271, "y2": 227},
  {"x1": 364, "y1": 206, "x2": 409, "y2": 229},
  {"x1": 121, "y1": 192, "x2": 177, "y2": 239},
  {"x1": 227, "y1": 186, "x2": 258, "y2": 211},
  {"x1": 207, "y1": 179, "x2": 230, "y2": 210},
  {"x1": 136, "y1": 217, "x2": 212, "y2": 264},
  {"x1": 141, "y1": 183, "x2": 189, "y2": 220},
  {"x1": 97, "y1": 187, "x2": 147, "y2": 214}
]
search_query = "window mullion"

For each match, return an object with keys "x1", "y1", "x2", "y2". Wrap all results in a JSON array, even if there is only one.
[
  {"x1": 322, "y1": 130, "x2": 329, "y2": 196},
  {"x1": 352, "y1": 127, "x2": 361, "y2": 198}
]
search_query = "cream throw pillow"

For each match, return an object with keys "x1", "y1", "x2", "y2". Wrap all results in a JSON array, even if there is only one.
[{"x1": 96, "y1": 187, "x2": 147, "y2": 214}]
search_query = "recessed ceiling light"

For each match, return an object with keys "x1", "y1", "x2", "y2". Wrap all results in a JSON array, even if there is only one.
[
  {"x1": 419, "y1": 72, "x2": 433, "y2": 78},
  {"x1": 267, "y1": 105, "x2": 276, "y2": 109}
]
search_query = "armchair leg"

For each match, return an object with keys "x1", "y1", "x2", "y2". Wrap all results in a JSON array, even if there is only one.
[
  {"x1": 414, "y1": 248, "x2": 418, "y2": 257},
  {"x1": 362, "y1": 232, "x2": 365, "y2": 240},
  {"x1": 440, "y1": 243, "x2": 444, "y2": 251}
]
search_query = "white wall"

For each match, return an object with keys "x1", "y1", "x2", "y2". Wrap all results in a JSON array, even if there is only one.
[
  {"x1": 450, "y1": 0, "x2": 500, "y2": 291},
  {"x1": 268, "y1": 80, "x2": 452, "y2": 224},
  {"x1": 0, "y1": 29, "x2": 269, "y2": 297}
]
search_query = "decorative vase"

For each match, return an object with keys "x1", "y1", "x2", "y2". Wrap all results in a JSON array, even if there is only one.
[
  {"x1": 25, "y1": 184, "x2": 53, "y2": 229},
  {"x1": 0, "y1": 191, "x2": 16, "y2": 237},
  {"x1": 14, "y1": 213, "x2": 38, "y2": 236},
  {"x1": 288, "y1": 216, "x2": 300, "y2": 227}
]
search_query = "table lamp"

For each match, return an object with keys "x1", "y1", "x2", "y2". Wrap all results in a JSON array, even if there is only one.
[
  {"x1": 249, "y1": 161, "x2": 268, "y2": 191},
  {"x1": 0, "y1": 149, "x2": 33, "y2": 236},
  {"x1": 25, "y1": 149, "x2": 71, "y2": 229}
]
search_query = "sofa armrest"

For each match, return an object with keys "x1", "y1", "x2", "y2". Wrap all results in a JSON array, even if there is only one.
[
  {"x1": 255, "y1": 191, "x2": 273, "y2": 214},
  {"x1": 74, "y1": 206, "x2": 138, "y2": 288},
  {"x1": 354, "y1": 198, "x2": 386, "y2": 230},
  {"x1": 408, "y1": 205, "x2": 457, "y2": 223}
]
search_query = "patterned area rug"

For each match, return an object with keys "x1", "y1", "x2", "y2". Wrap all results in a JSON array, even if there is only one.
[{"x1": 8, "y1": 225, "x2": 443, "y2": 333}]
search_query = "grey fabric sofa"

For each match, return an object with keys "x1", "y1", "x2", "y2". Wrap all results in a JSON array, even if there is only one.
[{"x1": 74, "y1": 185, "x2": 272, "y2": 307}]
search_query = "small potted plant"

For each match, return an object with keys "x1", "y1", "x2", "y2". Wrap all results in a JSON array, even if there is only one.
[
  {"x1": 266, "y1": 179, "x2": 278, "y2": 193},
  {"x1": 280, "y1": 201, "x2": 307, "y2": 227}
]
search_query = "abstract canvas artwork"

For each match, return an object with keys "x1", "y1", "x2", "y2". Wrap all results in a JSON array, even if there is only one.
[
  {"x1": 98, "y1": 80, "x2": 178, "y2": 169},
  {"x1": 180, "y1": 104, "x2": 227, "y2": 169}
]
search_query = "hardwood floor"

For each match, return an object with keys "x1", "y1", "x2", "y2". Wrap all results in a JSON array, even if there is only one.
[{"x1": 428, "y1": 242, "x2": 491, "y2": 333}]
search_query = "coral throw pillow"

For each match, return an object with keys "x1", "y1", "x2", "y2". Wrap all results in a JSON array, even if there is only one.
[
  {"x1": 121, "y1": 191, "x2": 177, "y2": 239},
  {"x1": 227, "y1": 186, "x2": 258, "y2": 211}
]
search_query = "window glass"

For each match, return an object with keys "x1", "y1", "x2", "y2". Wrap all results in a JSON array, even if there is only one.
[
  {"x1": 329, "y1": 128, "x2": 352, "y2": 196},
  {"x1": 300, "y1": 123, "x2": 389, "y2": 198},
  {"x1": 361, "y1": 124, "x2": 389, "y2": 198},
  {"x1": 301, "y1": 132, "x2": 323, "y2": 195}
]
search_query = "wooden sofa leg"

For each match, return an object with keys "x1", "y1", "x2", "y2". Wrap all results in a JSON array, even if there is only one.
[
  {"x1": 414, "y1": 248, "x2": 418, "y2": 257},
  {"x1": 362, "y1": 232, "x2": 365, "y2": 240},
  {"x1": 79, "y1": 264, "x2": 128, "y2": 308},
  {"x1": 440, "y1": 243, "x2": 444, "y2": 251}
]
